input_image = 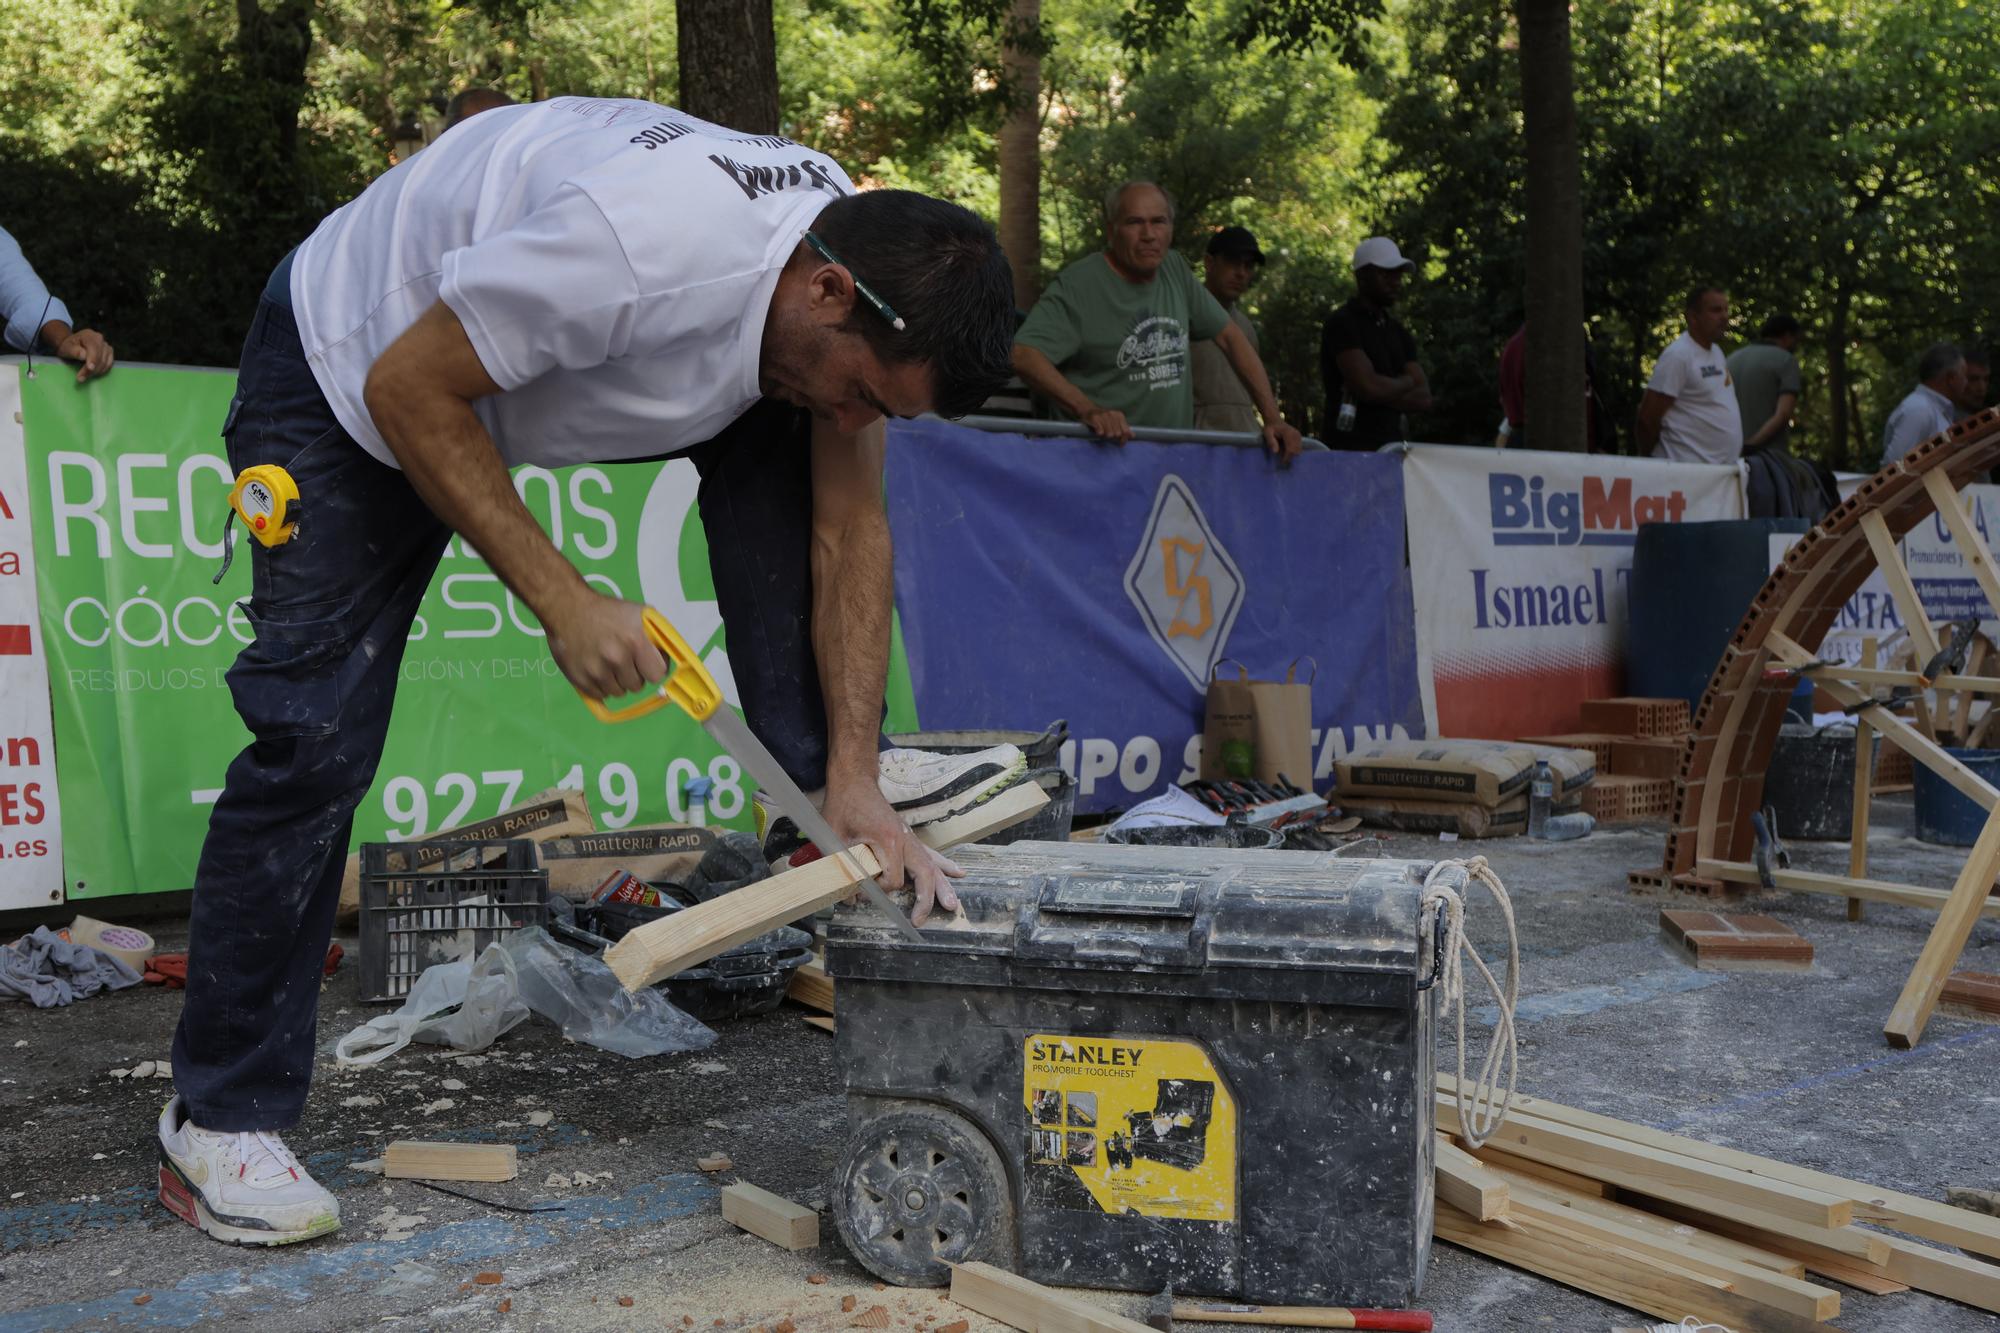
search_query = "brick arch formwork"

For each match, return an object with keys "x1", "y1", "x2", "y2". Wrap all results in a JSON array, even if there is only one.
[{"x1": 1632, "y1": 407, "x2": 2000, "y2": 1047}]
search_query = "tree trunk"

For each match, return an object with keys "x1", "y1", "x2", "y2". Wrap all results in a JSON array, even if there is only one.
[
  {"x1": 676, "y1": 0, "x2": 780, "y2": 134},
  {"x1": 997, "y1": 0, "x2": 1042, "y2": 311},
  {"x1": 1516, "y1": 0, "x2": 1586, "y2": 452},
  {"x1": 233, "y1": 0, "x2": 312, "y2": 173},
  {"x1": 1828, "y1": 283, "x2": 1854, "y2": 470}
]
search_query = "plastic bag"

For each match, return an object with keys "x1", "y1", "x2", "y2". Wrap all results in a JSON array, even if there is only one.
[
  {"x1": 498, "y1": 927, "x2": 716, "y2": 1059},
  {"x1": 335, "y1": 944, "x2": 531, "y2": 1066}
]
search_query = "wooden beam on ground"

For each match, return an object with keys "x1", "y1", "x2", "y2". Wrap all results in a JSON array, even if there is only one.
[
  {"x1": 802, "y1": 1014, "x2": 835, "y2": 1033},
  {"x1": 605, "y1": 784, "x2": 1048, "y2": 991},
  {"x1": 787, "y1": 957, "x2": 833, "y2": 1013},
  {"x1": 1876, "y1": 1232, "x2": 2000, "y2": 1313},
  {"x1": 1635, "y1": 1197, "x2": 1910, "y2": 1295},
  {"x1": 1442, "y1": 1075, "x2": 2000, "y2": 1262},
  {"x1": 1695, "y1": 859, "x2": 2000, "y2": 919},
  {"x1": 1435, "y1": 1096, "x2": 1854, "y2": 1231},
  {"x1": 1482, "y1": 1162, "x2": 1811, "y2": 1279},
  {"x1": 719, "y1": 1182, "x2": 819, "y2": 1251},
  {"x1": 1434, "y1": 1137, "x2": 1509, "y2": 1221},
  {"x1": 382, "y1": 1140, "x2": 518, "y2": 1182},
  {"x1": 947, "y1": 1262, "x2": 1155, "y2": 1333},
  {"x1": 1494, "y1": 1174, "x2": 1841, "y2": 1320},
  {"x1": 1434, "y1": 1204, "x2": 1843, "y2": 1332},
  {"x1": 1886, "y1": 800, "x2": 2000, "y2": 1047},
  {"x1": 1465, "y1": 1143, "x2": 1611, "y2": 1198},
  {"x1": 1767, "y1": 631, "x2": 1997, "y2": 811},
  {"x1": 1860, "y1": 510, "x2": 1943, "y2": 664}
]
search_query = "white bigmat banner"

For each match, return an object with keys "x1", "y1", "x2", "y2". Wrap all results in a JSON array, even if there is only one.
[
  {"x1": 0, "y1": 364, "x2": 63, "y2": 908},
  {"x1": 1402, "y1": 445, "x2": 1745, "y2": 738}
]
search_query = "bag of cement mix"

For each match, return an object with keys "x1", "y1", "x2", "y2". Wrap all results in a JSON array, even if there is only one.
[
  {"x1": 538, "y1": 824, "x2": 723, "y2": 901},
  {"x1": 1344, "y1": 790, "x2": 1581, "y2": 839},
  {"x1": 1337, "y1": 738, "x2": 1590, "y2": 807},
  {"x1": 336, "y1": 788, "x2": 595, "y2": 924},
  {"x1": 1201, "y1": 658, "x2": 1314, "y2": 785}
]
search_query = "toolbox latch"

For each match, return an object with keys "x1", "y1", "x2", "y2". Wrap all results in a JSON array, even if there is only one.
[{"x1": 1013, "y1": 874, "x2": 1214, "y2": 970}]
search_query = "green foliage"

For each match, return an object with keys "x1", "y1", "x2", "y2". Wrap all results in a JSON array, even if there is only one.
[
  {"x1": 1374, "y1": 0, "x2": 2000, "y2": 462},
  {"x1": 0, "y1": 0, "x2": 1989, "y2": 469}
]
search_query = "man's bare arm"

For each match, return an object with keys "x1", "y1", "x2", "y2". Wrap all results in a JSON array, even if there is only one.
[
  {"x1": 1335, "y1": 347, "x2": 1421, "y2": 410},
  {"x1": 1012, "y1": 343, "x2": 1133, "y2": 443},
  {"x1": 361, "y1": 300, "x2": 662, "y2": 699},
  {"x1": 1636, "y1": 388, "x2": 1675, "y2": 453},
  {"x1": 808, "y1": 416, "x2": 961, "y2": 921},
  {"x1": 1747, "y1": 390, "x2": 1798, "y2": 449}
]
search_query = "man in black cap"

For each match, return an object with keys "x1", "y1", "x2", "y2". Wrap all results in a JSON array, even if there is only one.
[{"x1": 1191, "y1": 225, "x2": 1265, "y2": 434}]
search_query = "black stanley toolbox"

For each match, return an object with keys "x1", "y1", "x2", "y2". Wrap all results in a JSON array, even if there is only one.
[{"x1": 825, "y1": 840, "x2": 1444, "y2": 1305}]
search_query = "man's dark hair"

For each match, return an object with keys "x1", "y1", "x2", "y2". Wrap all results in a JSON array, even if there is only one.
[
  {"x1": 1965, "y1": 346, "x2": 1991, "y2": 370},
  {"x1": 1685, "y1": 284, "x2": 1726, "y2": 313},
  {"x1": 1760, "y1": 314, "x2": 1801, "y2": 339},
  {"x1": 444, "y1": 87, "x2": 515, "y2": 130},
  {"x1": 1919, "y1": 342, "x2": 1965, "y2": 383},
  {"x1": 811, "y1": 189, "x2": 1016, "y2": 419}
]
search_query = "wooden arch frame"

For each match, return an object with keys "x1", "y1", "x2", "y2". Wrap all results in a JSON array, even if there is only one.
[{"x1": 1635, "y1": 408, "x2": 2000, "y2": 1048}]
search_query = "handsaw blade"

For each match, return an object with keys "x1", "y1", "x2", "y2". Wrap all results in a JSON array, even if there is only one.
[{"x1": 700, "y1": 707, "x2": 923, "y2": 942}]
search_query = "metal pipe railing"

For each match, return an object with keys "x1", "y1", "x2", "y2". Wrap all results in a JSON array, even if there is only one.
[{"x1": 947, "y1": 414, "x2": 1331, "y2": 451}]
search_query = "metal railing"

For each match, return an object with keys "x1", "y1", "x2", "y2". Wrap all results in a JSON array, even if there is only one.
[{"x1": 949, "y1": 414, "x2": 1330, "y2": 451}]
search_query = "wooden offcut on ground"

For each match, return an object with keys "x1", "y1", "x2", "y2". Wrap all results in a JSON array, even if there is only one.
[{"x1": 1434, "y1": 1074, "x2": 2000, "y2": 1327}]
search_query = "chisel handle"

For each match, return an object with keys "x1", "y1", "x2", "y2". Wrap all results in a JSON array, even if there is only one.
[{"x1": 1172, "y1": 1307, "x2": 1432, "y2": 1332}]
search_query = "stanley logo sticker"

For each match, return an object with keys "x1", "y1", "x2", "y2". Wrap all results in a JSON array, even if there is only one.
[{"x1": 1022, "y1": 1033, "x2": 1237, "y2": 1223}]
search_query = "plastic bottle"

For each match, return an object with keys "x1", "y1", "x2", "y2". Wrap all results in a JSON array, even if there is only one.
[
  {"x1": 1528, "y1": 761, "x2": 1552, "y2": 838},
  {"x1": 1336, "y1": 390, "x2": 1357, "y2": 433},
  {"x1": 1541, "y1": 810, "x2": 1595, "y2": 841}
]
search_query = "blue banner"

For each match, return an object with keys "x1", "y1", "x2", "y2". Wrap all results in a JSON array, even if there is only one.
[{"x1": 885, "y1": 421, "x2": 1424, "y2": 812}]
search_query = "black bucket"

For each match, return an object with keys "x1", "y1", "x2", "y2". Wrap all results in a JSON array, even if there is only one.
[
  {"x1": 1762, "y1": 724, "x2": 1862, "y2": 841},
  {"x1": 984, "y1": 768, "x2": 1076, "y2": 844},
  {"x1": 886, "y1": 719, "x2": 1068, "y2": 771}
]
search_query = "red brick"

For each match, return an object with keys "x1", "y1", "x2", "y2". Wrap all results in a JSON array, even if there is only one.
[
  {"x1": 1520, "y1": 733, "x2": 1620, "y2": 770},
  {"x1": 1611, "y1": 737, "x2": 1683, "y2": 780},
  {"x1": 1579, "y1": 697, "x2": 1691, "y2": 739},
  {"x1": 1940, "y1": 971, "x2": 2000, "y2": 1021}
]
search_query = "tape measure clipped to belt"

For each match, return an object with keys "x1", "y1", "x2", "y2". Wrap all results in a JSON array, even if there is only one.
[{"x1": 212, "y1": 464, "x2": 302, "y2": 584}]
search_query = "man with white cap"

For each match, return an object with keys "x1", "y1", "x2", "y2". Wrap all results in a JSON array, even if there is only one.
[{"x1": 1319, "y1": 236, "x2": 1429, "y2": 449}]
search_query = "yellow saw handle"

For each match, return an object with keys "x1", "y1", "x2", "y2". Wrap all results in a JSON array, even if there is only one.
[{"x1": 580, "y1": 607, "x2": 723, "y2": 724}]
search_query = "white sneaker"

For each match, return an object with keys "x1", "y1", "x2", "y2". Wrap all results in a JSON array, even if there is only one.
[
  {"x1": 157, "y1": 1094, "x2": 341, "y2": 1245},
  {"x1": 876, "y1": 744, "x2": 1027, "y2": 827}
]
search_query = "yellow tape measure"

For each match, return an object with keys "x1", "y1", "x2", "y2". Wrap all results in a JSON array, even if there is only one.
[
  {"x1": 229, "y1": 465, "x2": 301, "y2": 546},
  {"x1": 212, "y1": 464, "x2": 302, "y2": 584}
]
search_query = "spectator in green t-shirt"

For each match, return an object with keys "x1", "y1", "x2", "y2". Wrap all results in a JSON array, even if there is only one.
[
  {"x1": 1727, "y1": 314, "x2": 1804, "y2": 453},
  {"x1": 1011, "y1": 181, "x2": 1302, "y2": 460}
]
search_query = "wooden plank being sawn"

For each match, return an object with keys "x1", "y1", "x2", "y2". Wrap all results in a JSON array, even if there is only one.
[{"x1": 605, "y1": 782, "x2": 1047, "y2": 991}]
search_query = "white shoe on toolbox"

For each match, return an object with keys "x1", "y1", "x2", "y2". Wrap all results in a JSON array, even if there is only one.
[
  {"x1": 876, "y1": 743, "x2": 1027, "y2": 827},
  {"x1": 157, "y1": 1094, "x2": 341, "y2": 1245}
]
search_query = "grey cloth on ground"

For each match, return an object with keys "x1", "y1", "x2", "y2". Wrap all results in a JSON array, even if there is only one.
[{"x1": 0, "y1": 926, "x2": 142, "y2": 1007}]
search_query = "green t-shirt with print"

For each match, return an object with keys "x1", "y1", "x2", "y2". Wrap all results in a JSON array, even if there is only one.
[{"x1": 1015, "y1": 250, "x2": 1229, "y2": 430}]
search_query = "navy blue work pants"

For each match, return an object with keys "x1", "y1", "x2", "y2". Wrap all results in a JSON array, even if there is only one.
[{"x1": 172, "y1": 264, "x2": 827, "y2": 1130}]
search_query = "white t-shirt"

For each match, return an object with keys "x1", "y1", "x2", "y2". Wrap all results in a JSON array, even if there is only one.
[
  {"x1": 290, "y1": 97, "x2": 855, "y2": 469},
  {"x1": 1647, "y1": 331, "x2": 1744, "y2": 465}
]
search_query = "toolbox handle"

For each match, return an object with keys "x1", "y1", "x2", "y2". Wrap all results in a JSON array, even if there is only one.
[{"x1": 1012, "y1": 875, "x2": 1216, "y2": 970}]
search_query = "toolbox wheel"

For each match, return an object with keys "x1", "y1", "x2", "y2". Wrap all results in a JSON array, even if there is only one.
[{"x1": 831, "y1": 1104, "x2": 1014, "y2": 1287}]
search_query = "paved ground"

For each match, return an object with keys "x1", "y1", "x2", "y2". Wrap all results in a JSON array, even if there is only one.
[{"x1": 2, "y1": 800, "x2": 1998, "y2": 1331}]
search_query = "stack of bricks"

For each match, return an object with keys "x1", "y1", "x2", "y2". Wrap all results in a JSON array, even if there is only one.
[{"x1": 1524, "y1": 696, "x2": 1690, "y2": 825}]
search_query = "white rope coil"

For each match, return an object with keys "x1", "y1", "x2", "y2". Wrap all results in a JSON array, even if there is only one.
[
  {"x1": 1647, "y1": 1320, "x2": 1733, "y2": 1333},
  {"x1": 1420, "y1": 856, "x2": 1521, "y2": 1149}
]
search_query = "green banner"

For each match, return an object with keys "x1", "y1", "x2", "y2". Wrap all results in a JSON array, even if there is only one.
[{"x1": 20, "y1": 364, "x2": 916, "y2": 900}]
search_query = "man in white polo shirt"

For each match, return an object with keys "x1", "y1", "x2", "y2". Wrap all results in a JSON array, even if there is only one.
[
  {"x1": 154, "y1": 97, "x2": 1017, "y2": 1249},
  {"x1": 1638, "y1": 286, "x2": 1744, "y2": 464}
]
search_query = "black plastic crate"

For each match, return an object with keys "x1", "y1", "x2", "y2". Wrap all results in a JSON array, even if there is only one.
[{"x1": 357, "y1": 838, "x2": 548, "y2": 1003}]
